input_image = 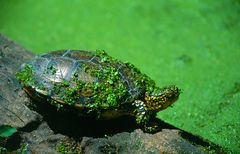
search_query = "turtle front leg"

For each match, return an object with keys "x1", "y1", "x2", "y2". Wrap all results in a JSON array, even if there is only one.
[{"x1": 132, "y1": 100, "x2": 159, "y2": 133}]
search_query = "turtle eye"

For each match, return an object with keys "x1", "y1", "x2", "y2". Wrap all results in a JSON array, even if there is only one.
[{"x1": 162, "y1": 88, "x2": 180, "y2": 102}]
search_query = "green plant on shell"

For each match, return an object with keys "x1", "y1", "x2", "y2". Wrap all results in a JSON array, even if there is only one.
[
  {"x1": 51, "y1": 63, "x2": 129, "y2": 112},
  {"x1": 15, "y1": 64, "x2": 36, "y2": 86},
  {"x1": 48, "y1": 51, "x2": 130, "y2": 111},
  {"x1": 44, "y1": 65, "x2": 57, "y2": 75},
  {"x1": 16, "y1": 50, "x2": 157, "y2": 114},
  {"x1": 15, "y1": 64, "x2": 47, "y2": 91}
]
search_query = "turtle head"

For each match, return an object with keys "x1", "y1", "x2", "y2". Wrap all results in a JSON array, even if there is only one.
[{"x1": 144, "y1": 85, "x2": 180, "y2": 111}]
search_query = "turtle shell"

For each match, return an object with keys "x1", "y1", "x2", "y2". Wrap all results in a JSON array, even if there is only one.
[{"x1": 16, "y1": 50, "x2": 156, "y2": 111}]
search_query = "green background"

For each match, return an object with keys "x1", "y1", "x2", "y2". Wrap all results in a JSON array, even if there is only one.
[{"x1": 0, "y1": 0, "x2": 239, "y2": 152}]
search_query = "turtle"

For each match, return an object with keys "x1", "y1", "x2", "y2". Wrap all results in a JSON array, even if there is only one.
[{"x1": 16, "y1": 49, "x2": 180, "y2": 132}]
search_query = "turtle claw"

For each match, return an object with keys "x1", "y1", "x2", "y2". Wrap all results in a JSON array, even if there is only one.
[{"x1": 142, "y1": 121, "x2": 161, "y2": 133}]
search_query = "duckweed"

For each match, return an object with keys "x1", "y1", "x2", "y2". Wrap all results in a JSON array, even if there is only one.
[{"x1": 15, "y1": 64, "x2": 36, "y2": 86}]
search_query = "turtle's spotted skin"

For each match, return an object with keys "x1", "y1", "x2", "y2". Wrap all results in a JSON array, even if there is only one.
[{"x1": 16, "y1": 50, "x2": 180, "y2": 132}]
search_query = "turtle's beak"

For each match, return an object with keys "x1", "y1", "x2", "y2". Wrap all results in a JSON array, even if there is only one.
[{"x1": 160, "y1": 86, "x2": 180, "y2": 109}]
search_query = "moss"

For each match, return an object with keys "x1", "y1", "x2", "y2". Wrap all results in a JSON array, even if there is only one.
[
  {"x1": 56, "y1": 140, "x2": 81, "y2": 154},
  {"x1": 57, "y1": 142, "x2": 69, "y2": 154}
]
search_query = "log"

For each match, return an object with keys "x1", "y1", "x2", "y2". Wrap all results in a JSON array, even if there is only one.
[{"x1": 0, "y1": 34, "x2": 224, "y2": 153}]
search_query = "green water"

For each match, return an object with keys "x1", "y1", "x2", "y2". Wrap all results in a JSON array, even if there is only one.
[{"x1": 0, "y1": 0, "x2": 239, "y2": 152}]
